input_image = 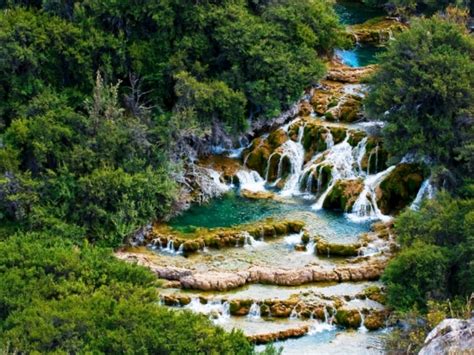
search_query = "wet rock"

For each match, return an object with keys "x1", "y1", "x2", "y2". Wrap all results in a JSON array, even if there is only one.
[
  {"x1": 247, "y1": 325, "x2": 310, "y2": 345},
  {"x1": 360, "y1": 137, "x2": 388, "y2": 174},
  {"x1": 316, "y1": 238, "x2": 361, "y2": 257},
  {"x1": 364, "y1": 311, "x2": 386, "y2": 330},
  {"x1": 326, "y1": 62, "x2": 377, "y2": 83},
  {"x1": 419, "y1": 318, "x2": 474, "y2": 355},
  {"x1": 180, "y1": 271, "x2": 250, "y2": 291},
  {"x1": 376, "y1": 163, "x2": 426, "y2": 215},
  {"x1": 240, "y1": 190, "x2": 275, "y2": 200},
  {"x1": 323, "y1": 179, "x2": 364, "y2": 212},
  {"x1": 335, "y1": 309, "x2": 362, "y2": 328},
  {"x1": 349, "y1": 17, "x2": 406, "y2": 45},
  {"x1": 298, "y1": 101, "x2": 313, "y2": 117}
]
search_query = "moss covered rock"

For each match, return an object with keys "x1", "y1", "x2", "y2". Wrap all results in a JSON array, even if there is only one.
[
  {"x1": 349, "y1": 17, "x2": 406, "y2": 45},
  {"x1": 323, "y1": 179, "x2": 364, "y2": 211},
  {"x1": 335, "y1": 309, "x2": 362, "y2": 328},
  {"x1": 376, "y1": 163, "x2": 425, "y2": 215},
  {"x1": 316, "y1": 238, "x2": 360, "y2": 257}
]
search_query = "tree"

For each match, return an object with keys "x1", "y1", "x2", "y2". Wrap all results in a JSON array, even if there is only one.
[
  {"x1": 365, "y1": 17, "x2": 474, "y2": 177},
  {"x1": 382, "y1": 241, "x2": 450, "y2": 311}
]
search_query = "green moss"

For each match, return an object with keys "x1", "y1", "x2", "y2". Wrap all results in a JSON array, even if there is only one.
[
  {"x1": 377, "y1": 163, "x2": 426, "y2": 214},
  {"x1": 335, "y1": 309, "x2": 362, "y2": 328},
  {"x1": 322, "y1": 179, "x2": 363, "y2": 211}
]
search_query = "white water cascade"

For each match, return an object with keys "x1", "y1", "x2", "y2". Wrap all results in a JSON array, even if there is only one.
[
  {"x1": 313, "y1": 136, "x2": 358, "y2": 210},
  {"x1": 236, "y1": 170, "x2": 266, "y2": 192},
  {"x1": 278, "y1": 126, "x2": 306, "y2": 196},
  {"x1": 185, "y1": 298, "x2": 230, "y2": 324},
  {"x1": 247, "y1": 302, "x2": 262, "y2": 320},
  {"x1": 410, "y1": 178, "x2": 435, "y2": 210},
  {"x1": 242, "y1": 232, "x2": 266, "y2": 249},
  {"x1": 347, "y1": 166, "x2": 395, "y2": 222}
]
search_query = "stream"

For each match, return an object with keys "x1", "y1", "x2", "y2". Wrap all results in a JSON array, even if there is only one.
[{"x1": 125, "y1": 2, "x2": 431, "y2": 354}]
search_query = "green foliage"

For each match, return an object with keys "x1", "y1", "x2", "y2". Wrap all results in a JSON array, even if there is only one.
[
  {"x1": 365, "y1": 17, "x2": 474, "y2": 176},
  {"x1": 0, "y1": 234, "x2": 254, "y2": 354},
  {"x1": 382, "y1": 241, "x2": 450, "y2": 311},
  {"x1": 383, "y1": 192, "x2": 473, "y2": 311},
  {"x1": 1, "y1": 76, "x2": 176, "y2": 247}
]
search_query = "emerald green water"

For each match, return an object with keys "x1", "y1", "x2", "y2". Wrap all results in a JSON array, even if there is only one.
[
  {"x1": 335, "y1": 45, "x2": 384, "y2": 67},
  {"x1": 334, "y1": 0, "x2": 386, "y2": 25},
  {"x1": 168, "y1": 192, "x2": 370, "y2": 242}
]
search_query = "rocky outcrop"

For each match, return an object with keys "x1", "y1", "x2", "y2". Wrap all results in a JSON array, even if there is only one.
[
  {"x1": 419, "y1": 318, "x2": 474, "y2": 355},
  {"x1": 376, "y1": 163, "x2": 425, "y2": 215},
  {"x1": 348, "y1": 17, "x2": 406, "y2": 45},
  {"x1": 326, "y1": 63, "x2": 377, "y2": 83},
  {"x1": 315, "y1": 238, "x2": 361, "y2": 257},
  {"x1": 180, "y1": 271, "x2": 250, "y2": 291},
  {"x1": 247, "y1": 325, "x2": 310, "y2": 344},
  {"x1": 360, "y1": 137, "x2": 388, "y2": 174},
  {"x1": 323, "y1": 179, "x2": 364, "y2": 212}
]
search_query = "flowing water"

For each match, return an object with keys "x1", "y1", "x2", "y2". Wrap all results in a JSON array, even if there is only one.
[{"x1": 153, "y1": 4, "x2": 427, "y2": 351}]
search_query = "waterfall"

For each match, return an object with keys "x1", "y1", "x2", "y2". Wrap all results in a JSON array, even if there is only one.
[
  {"x1": 305, "y1": 240, "x2": 315, "y2": 255},
  {"x1": 358, "y1": 310, "x2": 368, "y2": 333},
  {"x1": 284, "y1": 232, "x2": 303, "y2": 246},
  {"x1": 185, "y1": 298, "x2": 230, "y2": 324},
  {"x1": 247, "y1": 302, "x2": 261, "y2": 320},
  {"x1": 313, "y1": 136, "x2": 356, "y2": 210},
  {"x1": 289, "y1": 308, "x2": 299, "y2": 320},
  {"x1": 325, "y1": 131, "x2": 334, "y2": 149},
  {"x1": 347, "y1": 165, "x2": 395, "y2": 222},
  {"x1": 354, "y1": 137, "x2": 368, "y2": 175},
  {"x1": 242, "y1": 232, "x2": 266, "y2": 249},
  {"x1": 279, "y1": 126, "x2": 305, "y2": 196},
  {"x1": 236, "y1": 170, "x2": 266, "y2": 192},
  {"x1": 410, "y1": 179, "x2": 435, "y2": 210}
]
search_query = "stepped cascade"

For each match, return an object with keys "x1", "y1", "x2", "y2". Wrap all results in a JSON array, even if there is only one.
[{"x1": 117, "y1": 3, "x2": 431, "y2": 354}]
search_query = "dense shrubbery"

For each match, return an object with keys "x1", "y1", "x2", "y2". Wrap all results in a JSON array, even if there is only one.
[
  {"x1": 0, "y1": 0, "x2": 346, "y2": 246},
  {"x1": 368, "y1": 15, "x2": 474, "y2": 354},
  {"x1": 366, "y1": 17, "x2": 474, "y2": 178},
  {"x1": 0, "y1": 234, "x2": 254, "y2": 353}
]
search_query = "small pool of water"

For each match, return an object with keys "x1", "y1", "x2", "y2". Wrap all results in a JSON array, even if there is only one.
[
  {"x1": 335, "y1": 45, "x2": 384, "y2": 67},
  {"x1": 334, "y1": 0, "x2": 386, "y2": 25},
  {"x1": 168, "y1": 192, "x2": 370, "y2": 243}
]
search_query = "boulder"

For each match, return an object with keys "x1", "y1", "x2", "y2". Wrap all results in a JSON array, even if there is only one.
[
  {"x1": 335, "y1": 309, "x2": 362, "y2": 328},
  {"x1": 376, "y1": 163, "x2": 425, "y2": 215},
  {"x1": 419, "y1": 318, "x2": 474, "y2": 355},
  {"x1": 323, "y1": 179, "x2": 364, "y2": 211},
  {"x1": 316, "y1": 238, "x2": 361, "y2": 257}
]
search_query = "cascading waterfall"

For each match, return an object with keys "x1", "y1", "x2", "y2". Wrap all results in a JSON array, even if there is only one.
[
  {"x1": 242, "y1": 232, "x2": 266, "y2": 249},
  {"x1": 358, "y1": 310, "x2": 368, "y2": 333},
  {"x1": 313, "y1": 136, "x2": 357, "y2": 210},
  {"x1": 354, "y1": 137, "x2": 368, "y2": 175},
  {"x1": 305, "y1": 240, "x2": 315, "y2": 255},
  {"x1": 347, "y1": 165, "x2": 395, "y2": 222},
  {"x1": 248, "y1": 302, "x2": 262, "y2": 320},
  {"x1": 185, "y1": 298, "x2": 230, "y2": 324},
  {"x1": 236, "y1": 170, "x2": 266, "y2": 192},
  {"x1": 279, "y1": 126, "x2": 306, "y2": 196},
  {"x1": 410, "y1": 178, "x2": 435, "y2": 210}
]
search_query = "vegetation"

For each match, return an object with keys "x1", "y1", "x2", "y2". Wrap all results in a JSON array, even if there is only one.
[
  {"x1": 0, "y1": 234, "x2": 255, "y2": 353},
  {"x1": 0, "y1": 0, "x2": 345, "y2": 352},
  {"x1": 366, "y1": 15, "x2": 473, "y2": 354},
  {"x1": 366, "y1": 16, "x2": 474, "y2": 179}
]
